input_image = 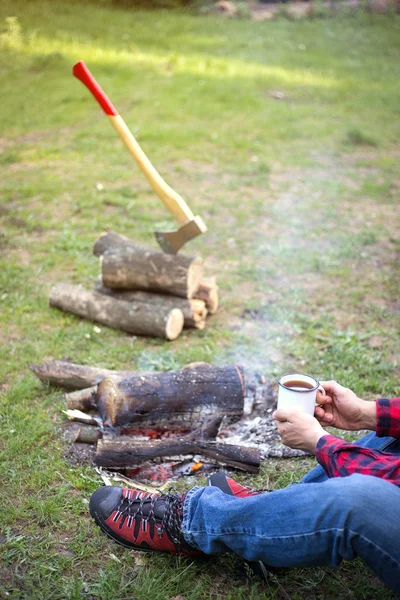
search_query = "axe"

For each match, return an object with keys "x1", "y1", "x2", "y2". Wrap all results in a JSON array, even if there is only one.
[{"x1": 73, "y1": 61, "x2": 207, "y2": 253}]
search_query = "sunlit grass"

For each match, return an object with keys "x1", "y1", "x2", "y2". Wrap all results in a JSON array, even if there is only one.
[{"x1": 1, "y1": 1, "x2": 399, "y2": 598}]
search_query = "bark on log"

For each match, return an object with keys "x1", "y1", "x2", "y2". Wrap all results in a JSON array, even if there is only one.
[
  {"x1": 63, "y1": 423, "x2": 101, "y2": 444},
  {"x1": 49, "y1": 283, "x2": 184, "y2": 340},
  {"x1": 96, "y1": 365, "x2": 245, "y2": 428},
  {"x1": 193, "y1": 277, "x2": 219, "y2": 315},
  {"x1": 29, "y1": 360, "x2": 136, "y2": 389},
  {"x1": 100, "y1": 243, "x2": 203, "y2": 299},
  {"x1": 95, "y1": 285, "x2": 207, "y2": 329},
  {"x1": 94, "y1": 438, "x2": 260, "y2": 473},
  {"x1": 93, "y1": 231, "x2": 131, "y2": 257},
  {"x1": 65, "y1": 386, "x2": 98, "y2": 411}
]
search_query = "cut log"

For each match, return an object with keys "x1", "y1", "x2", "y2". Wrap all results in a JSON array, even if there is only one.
[
  {"x1": 63, "y1": 423, "x2": 101, "y2": 444},
  {"x1": 93, "y1": 231, "x2": 132, "y2": 257},
  {"x1": 100, "y1": 244, "x2": 203, "y2": 299},
  {"x1": 65, "y1": 386, "x2": 97, "y2": 411},
  {"x1": 75, "y1": 424, "x2": 101, "y2": 444},
  {"x1": 49, "y1": 283, "x2": 184, "y2": 340},
  {"x1": 96, "y1": 365, "x2": 245, "y2": 428},
  {"x1": 193, "y1": 277, "x2": 219, "y2": 314},
  {"x1": 95, "y1": 285, "x2": 207, "y2": 330},
  {"x1": 94, "y1": 438, "x2": 260, "y2": 473},
  {"x1": 29, "y1": 360, "x2": 137, "y2": 389}
]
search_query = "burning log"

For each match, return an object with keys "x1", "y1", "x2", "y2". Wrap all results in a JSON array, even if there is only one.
[
  {"x1": 49, "y1": 283, "x2": 184, "y2": 340},
  {"x1": 184, "y1": 416, "x2": 223, "y2": 441},
  {"x1": 95, "y1": 285, "x2": 208, "y2": 330},
  {"x1": 100, "y1": 243, "x2": 203, "y2": 299},
  {"x1": 96, "y1": 365, "x2": 245, "y2": 428},
  {"x1": 29, "y1": 360, "x2": 136, "y2": 389},
  {"x1": 94, "y1": 438, "x2": 260, "y2": 473},
  {"x1": 194, "y1": 277, "x2": 219, "y2": 315}
]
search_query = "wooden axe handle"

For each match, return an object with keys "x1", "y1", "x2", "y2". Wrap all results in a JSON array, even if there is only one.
[{"x1": 73, "y1": 61, "x2": 194, "y2": 225}]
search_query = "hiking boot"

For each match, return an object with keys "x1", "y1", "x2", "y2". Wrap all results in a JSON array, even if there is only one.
[
  {"x1": 89, "y1": 486, "x2": 202, "y2": 556},
  {"x1": 206, "y1": 472, "x2": 273, "y2": 582},
  {"x1": 207, "y1": 471, "x2": 266, "y2": 498}
]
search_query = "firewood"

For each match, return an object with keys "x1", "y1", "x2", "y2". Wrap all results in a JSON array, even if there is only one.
[
  {"x1": 75, "y1": 425, "x2": 101, "y2": 444},
  {"x1": 29, "y1": 360, "x2": 136, "y2": 389},
  {"x1": 65, "y1": 386, "x2": 97, "y2": 410},
  {"x1": 95, "y1": 285, "x2": 207, "y2": 329},
  {"x1": 93, "y1": 231, "x2": 131, "y2": 257},
  {"x1": 100, "y1": 243, "x2": 203, "y2": 299},
  {"x1": 94, "y1": 438, "x2": 260, "y2": 473},
  {"x1": 193, "y1": 277, "x2": 219, "y2": 314},
  {"x1": 96, "y1": 365, "x2": 245, "y2": 428},
  {"x1": 49, "y1": 283, "x2": 184, "y2": 340},
  {"x1": 64, "y1": 422, "x2": 101, "y2": 444},
  {"x1": 63, "y1": 409, "x2": 99, "y2": 425}
]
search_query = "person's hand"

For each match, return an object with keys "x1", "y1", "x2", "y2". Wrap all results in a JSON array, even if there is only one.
[
  {"x1": 273, "y1": 410, "x2": 326, "y2": 453},
  {"x1": 314, "y1": 381, "x2": 376, "y2": 431}
]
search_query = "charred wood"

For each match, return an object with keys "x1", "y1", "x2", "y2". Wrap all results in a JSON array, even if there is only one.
[
  {"x1": 95, "y1": 438, "x2": 260, "y2": 473},
  {"x1": 29, "y1": 360, "x2": 136, "y2": 389},
  {"x1": 96, "y1": 365, "x2": 245, "y2": 428}
]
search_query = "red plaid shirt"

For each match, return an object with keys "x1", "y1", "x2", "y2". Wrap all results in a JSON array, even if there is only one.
[{"x1": 316, "y1": 398, "x2": 400, "y2": 486}]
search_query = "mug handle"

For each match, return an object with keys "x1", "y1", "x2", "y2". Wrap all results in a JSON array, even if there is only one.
[{"x1": 317, "y1": 384, "x2": 326, "y2": 396}]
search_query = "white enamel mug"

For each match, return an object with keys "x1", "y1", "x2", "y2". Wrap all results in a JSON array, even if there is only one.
[{"x1": 277, "y1": 373, "x2": 326, "y2": 416}]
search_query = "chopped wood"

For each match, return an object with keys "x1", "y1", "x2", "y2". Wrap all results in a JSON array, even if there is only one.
[
  {"x1": 193, "y1": 277, "x2": 219, "y2": 314},
  {"x1": 49, "y1": 283, "x2": 184, "y2": 340},
  {"x1": 63, "y1": 409, "x2": 99, "y2": 425},
  {"x1": 75, "y1": 424, "x2": 101, "y2": 444},
  {"x1": 94, "y1": 438, "x2": 260, "y2": 473},
  {"x1": 63, "y1": 422, "x2": 101, "y2": 444},
  {"x1": 96, "y1": 365, "x2": 245, "y2": 428},
  {"x1": 101, "y1": 245, "x2": 203, "y2": 299},
  {"x1": 29, "y1": 360, "x2": 136, "y2": 389},
  {"x1": 65, "y1": 386, "x2": 97, "y2": 411},
  {"x1": 95, "y1": 285, "x2": 207, "y2": 329},
  {"x1": 93, "y1": 231, "x2": 132, "y2": 257}
]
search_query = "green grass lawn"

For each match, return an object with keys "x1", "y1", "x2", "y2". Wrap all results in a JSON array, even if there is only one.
[{"x1": 0, "y1": 1, "x2": 399, "y2": 598}]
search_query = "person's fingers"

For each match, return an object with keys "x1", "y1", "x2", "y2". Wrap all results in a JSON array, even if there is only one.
[
  {"x1": 317, "y1": 391, "x2": 332, "y2": 405},
  {"x1": 315, "y1": 407, "x2": 334, "y2": 423},
  {"x1": 273, "y1": 409, "x2": 290, "y2": 422}
]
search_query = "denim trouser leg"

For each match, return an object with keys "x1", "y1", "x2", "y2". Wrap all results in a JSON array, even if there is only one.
[
  {"x1": 183, "y1": 475, "x2": 400, "y2": 594},
  {"x1": 300, "y1": 431, "x2": 398, "y2": 484}
]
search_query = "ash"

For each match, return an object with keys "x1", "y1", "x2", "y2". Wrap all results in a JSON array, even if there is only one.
[{"x1": 217, "y1": 372, "x2": 310, "y2": 459}]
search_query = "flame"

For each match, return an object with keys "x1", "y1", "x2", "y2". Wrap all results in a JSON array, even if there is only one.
[{"x1": 190, "y1": 461, "x2": 204, "y2": 473}]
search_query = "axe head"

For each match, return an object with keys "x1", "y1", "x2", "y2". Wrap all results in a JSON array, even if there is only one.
[{"x1": 154, "y1": 216, "x2": 207, "y2": 254}]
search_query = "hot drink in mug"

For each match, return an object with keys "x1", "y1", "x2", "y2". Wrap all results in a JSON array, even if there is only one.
[{"x1": 277, "y1": 373, "x2": 326, "y2": 416}]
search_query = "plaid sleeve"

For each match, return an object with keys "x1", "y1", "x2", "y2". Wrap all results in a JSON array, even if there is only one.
[
  {"x1": 315, "y1": 434, "x2": 400, "y2": 485},
  {"x1": 376, "y1": 398, "x2": 400, "y2": 438}
]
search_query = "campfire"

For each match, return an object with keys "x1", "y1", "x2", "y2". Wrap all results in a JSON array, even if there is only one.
[{"x1": 30, "y1": 359, "x2": 307, "y2": 486}]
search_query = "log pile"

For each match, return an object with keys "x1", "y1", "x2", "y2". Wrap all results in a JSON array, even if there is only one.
[
  {"x1": 49, "y1": 231, "x2": 219, "y2": 341},
  {"x1": 31, "y1": 360, "x2": 261, "y2": 481}
]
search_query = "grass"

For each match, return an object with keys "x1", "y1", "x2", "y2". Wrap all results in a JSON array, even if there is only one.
[{"x1": 0, "y1": 1, "x2": 399, "y2": 598}]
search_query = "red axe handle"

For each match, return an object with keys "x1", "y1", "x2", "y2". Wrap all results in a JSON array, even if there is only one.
[{"x1": 73, "y1": 60, "x2": 118, "y2": 117}]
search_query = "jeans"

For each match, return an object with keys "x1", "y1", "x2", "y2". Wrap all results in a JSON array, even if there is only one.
[{"x1": 182, "y1": 432, "x2": 400, "y2": 595}]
